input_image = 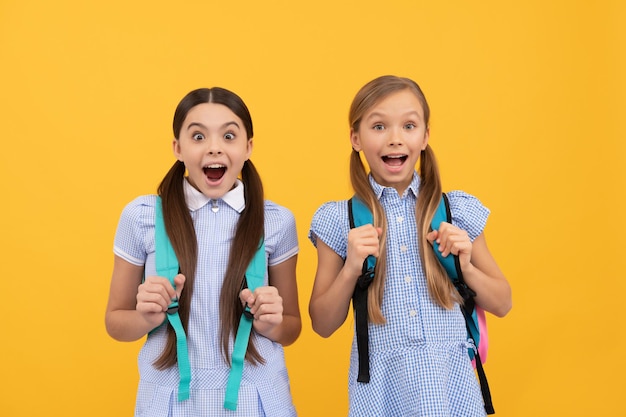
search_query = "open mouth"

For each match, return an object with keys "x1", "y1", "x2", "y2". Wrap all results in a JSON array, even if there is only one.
[
  {"x1": 382, "y1": 155, "x2": 408, "y2": 166},
  {"x1": 203, "y1": 164, "x2": 226, "y2": 181}
]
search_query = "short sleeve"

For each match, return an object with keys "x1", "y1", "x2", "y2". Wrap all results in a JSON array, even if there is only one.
[
  {"x1": 446, "y1": 190, "x2": 490, "y2": 241},
  {"x1": 264, "y1": 202, "x2": 299, "y2": 267},
  {"x1": 113, "y1": 195, "x2": 157, "y2": 266},
  {"x1": 308, "y1": 201, "x2": 350, "y2": 260}
]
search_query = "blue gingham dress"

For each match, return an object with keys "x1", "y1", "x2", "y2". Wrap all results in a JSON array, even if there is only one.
[
  {"x1": 309, "y1": 173, "x2": 489, "y2": 417},
  {"x1": 114, "y1": 180, "x2": 298, "y2": 417}
]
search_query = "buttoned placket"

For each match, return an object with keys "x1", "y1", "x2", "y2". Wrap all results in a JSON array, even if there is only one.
[
  {"x1": 383, "y1": 191, "x2": 418, "y2": 323},
  {"x1": 395, "y1": 191, "x2": 424, "y2": 343}
]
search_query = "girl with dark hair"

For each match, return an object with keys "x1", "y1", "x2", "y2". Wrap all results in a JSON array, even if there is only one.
[
  {"x1": 308, "y1": 76, "x2": 511, "y2": 416},
  {"x1": 106, "y1": 87, "x2": 300, "y2": 416}
]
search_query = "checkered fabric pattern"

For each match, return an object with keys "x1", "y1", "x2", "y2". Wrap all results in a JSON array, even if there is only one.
[
  {"x1": 114, "y1": 181, "x2": 298, "y2": 417},
  {"x1": 309, "y1": 172, "x2": 490, "y2": 417}
]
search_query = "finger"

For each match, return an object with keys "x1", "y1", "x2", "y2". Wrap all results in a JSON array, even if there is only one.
[
  {"x1": 137, "y1": 291, "x2": 170, "y2": 312},
  {"x1": 450, "y1": 237, "x2": 472, "y2": 256},
  {"x1": 143, "y1": 276, "x2": 177, "y2": 300},
  {"x1": 253, "y1": 301, "x2": 284, "y2": 317},
  {"x1": 441, "y1": 235, "x2": 459, "y2": 257},
  {"x1": 426, "y1": 230, "x2": 438, "y2": 244},
  {"x1": 252, "y1": 301, "x2": 283, "y2": 319},
  {"x1": 139, "y1": 283, "x2": 171, "y2": 308},
  {"x1": 253, "y1": 311, "x2": 284, "y2": 327},
  {"x1": 354, "y1": 224, "x2": 379, "y2": 239},
  {"x1": 441, "y1": 231, "x2": 470, "y2": 257},
  {"x1": 435, "y1": 222, "x2": 451, "y2": 243},
  {"x1": 240, "y1": 288, "x2": 255, "y2": 307},
  {"x1": 250, "y1": 287, "x2": 282, "y2": 315},
  {"x1": 252, "y1": 286, "x2": 280, "y2": 304},
  {"x1": 173, "y1": 274, "x2": 185, "y2": 300},
  {"x1": 350, "y1": 230, "x2": 380, "y2": 254}
]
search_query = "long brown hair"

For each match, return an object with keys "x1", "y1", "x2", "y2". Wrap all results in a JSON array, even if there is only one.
[
  {"x1": 154, "y1": 87, "x2": 266, "y2": 370},
  {"x1": 348, "y1": 76, "x2": 458, "y2": 323}
]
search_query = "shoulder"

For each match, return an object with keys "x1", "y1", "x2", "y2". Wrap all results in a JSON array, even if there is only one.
[
  {"x1": 263, "y1": 200, "x2": 297, "y2": 234},
  {"x1": 445, "y1": 190, "x2": 490, "y2": 218},
  {"x1": 113, "y1": 195, "x2": 158, "y2": 265},
  {"x1": 445, "y1": 190, "x2": 490, "y2": 240},
  {"x1": 311, "y1": 200, "x2": 349, "y2": 224},
  {"x1": 119, "y1": 195, "x2": 158, "y2": 219},
  {"x1": 263, "y1": 200, "x2": 299, "y2": 265},
  {"x1": 263, "y1": 199, "x2": 297, "y2": 237},
  {"x1": 264, "y1": 199, "x2": 295, "y2": 221},
  {"x1": 116, "y1": 195, "x2": 158, "y2": 228},
  {"x1": 308, "y1": 200, "x2": 351, "y2": 256},
  {"x1": 310, "y1": 200, "x2": 352, "y2": 237}
]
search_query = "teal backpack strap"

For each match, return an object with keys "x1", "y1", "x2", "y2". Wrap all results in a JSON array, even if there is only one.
[
  {"x1": 349, "y1": 197, "x2": 377, "y2": 275},
  {"x1": 348, "y1": 196, "x2": 376, "y2": 383},
  {"x1": 431, "y1": 194, "x2": 482, "y2": 354},
  {"x1": 224, "y1": 239, "x2": 266, "y2": 411},
  {"x1": 430, "y1": 193, "x2": 494, "y2": 414},
  {"x1": 154, "y1": 197, "x2": 191, "y2": 401}
]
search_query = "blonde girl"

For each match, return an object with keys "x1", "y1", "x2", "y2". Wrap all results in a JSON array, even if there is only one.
[{"x1": 309, "y1": 75, "x2": 511, "y2": 416}]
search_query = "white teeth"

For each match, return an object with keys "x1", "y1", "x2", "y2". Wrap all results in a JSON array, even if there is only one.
[
  {"x1": 385, "y1": 155, "x2": 405, "y2": 159},
  {"x1": 205, "y1": 164, "x2": 225, "y2": 169}
]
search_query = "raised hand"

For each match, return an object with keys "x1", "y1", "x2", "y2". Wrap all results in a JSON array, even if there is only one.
[
  {"x1": 136, "y1": 274, "x2": 186, "y2": 329},
  {"x1": 345, "y1": 224, "x2": 382, "y2": 278},
  {"x1": 427, "y1": 222, "x2": 472, "y2": 270},
  {"x1": 240, "y1": 286, "x2": 283, "y2": 336}
]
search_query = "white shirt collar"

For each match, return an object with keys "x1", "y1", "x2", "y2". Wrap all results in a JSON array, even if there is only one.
[{"x1": 183, "y1": 178, "x2": 246, "y2": 213}]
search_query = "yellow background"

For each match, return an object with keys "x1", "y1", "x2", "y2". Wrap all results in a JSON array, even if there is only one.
[{"x1": 1, "y1": 0, "x2": 624, "y2": 415}]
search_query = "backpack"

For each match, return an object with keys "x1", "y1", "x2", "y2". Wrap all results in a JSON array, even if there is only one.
[
  {"x1": 348, "y1": 193, "x2": 494, "y2": 414},
  {"x1": 154, "y1": 196, "x2": 265, "y2": 411}
]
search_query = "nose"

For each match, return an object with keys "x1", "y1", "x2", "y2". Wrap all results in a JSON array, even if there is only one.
[
  {"x1": 388, "y1": 126, "x2": 403, "y2": 146},
  {"x1": 206, "y1": 136, "x2": 223, "y2": 155}
]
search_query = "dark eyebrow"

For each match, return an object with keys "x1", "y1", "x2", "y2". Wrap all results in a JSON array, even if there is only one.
[
  {"x1": 186, "y1": 121, "x2": 241, "y2": 131},
  {"x1": 222, "y1": 121, "x2": 240, "y2": 130}
]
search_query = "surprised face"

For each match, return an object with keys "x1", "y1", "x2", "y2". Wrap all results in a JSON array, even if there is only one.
[
  {"x1": 173, "y1": 102, "x2": 252, "y2": 199},
  {"x1": 351, "y1": 89, "x2": 429, "y2": 195}
]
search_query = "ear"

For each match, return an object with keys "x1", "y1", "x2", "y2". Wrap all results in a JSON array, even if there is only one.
[
  {"x1": 421, "y1": 127, "x2": 430, "y2": 151},
  {"x1": 245, "y1": 138, "x2": 253, "y2": 160},
  {"x1": 172, "y1": 138, "x2": 183, "y2": 161},
  {"x1": 350, "y1": 128, "x2": 361, "y2": 152}
]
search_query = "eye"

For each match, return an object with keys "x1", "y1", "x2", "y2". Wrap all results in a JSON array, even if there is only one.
[
  {"x1": 373, "y1": 124, "x2": 385, "y2": 131},
  {"x1": 192, "y1": 132, "x2": 205, "y2": 141},
  {"x1": 224, "y1": 132, "x2": 236, "y2": 140},
  {"x1": 404, "y1": 123, "x2": 416, "y2": 130}
]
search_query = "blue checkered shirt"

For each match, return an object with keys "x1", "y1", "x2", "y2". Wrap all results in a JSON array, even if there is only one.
[
  {"x1": 114, "y1": 180, "x2": 298, "y2": 416},
  {"x1": 309, "y1": 172, "x2": 490, "y2": 417}
]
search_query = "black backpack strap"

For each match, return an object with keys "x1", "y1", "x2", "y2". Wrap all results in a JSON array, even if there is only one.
[
  {"x1": 459, "y1": 305, "x2": 495, "y2": 414},
  {"x1": 348, "y1": 198, "x2": 375, "y2": 383},
  {"x1": 475, "y1": 350, "x2": 495, "y2": 414},
  {"x1": 353, "y1": 268, "x2": 374, "y2": 383},
  {"x1": 441, "y1": 193, "x2": 495, "y2": 414},
  {"x1": 348, "y1": 198, "x2": 356, "y2": 229}
]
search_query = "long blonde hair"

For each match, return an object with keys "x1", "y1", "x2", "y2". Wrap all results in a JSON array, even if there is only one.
[{"x1": 348, "y1": 76, "x2": 459, "y2": 323}]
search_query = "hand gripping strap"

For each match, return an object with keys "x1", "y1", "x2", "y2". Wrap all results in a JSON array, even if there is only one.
[
  {"x1": 430, "y1": 194, "x2": 494, "y2": 414},
  {"x1": 224, "y1": 239, "x2": 266, "y2": 411},
  {"x1": 348, "y1": 197, "x2": 376, "y2": 383},
  {"x1": 155, "y1": 197, "x2": 191, "y2": 401}
]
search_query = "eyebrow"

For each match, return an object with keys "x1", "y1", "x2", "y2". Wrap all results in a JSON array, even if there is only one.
[
  {"x1": 186, "y1": 121, "x2": 241, "y2": 131},
  {"x1": 365, "y1": 110, "x2": 422, "y2": 121}
]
